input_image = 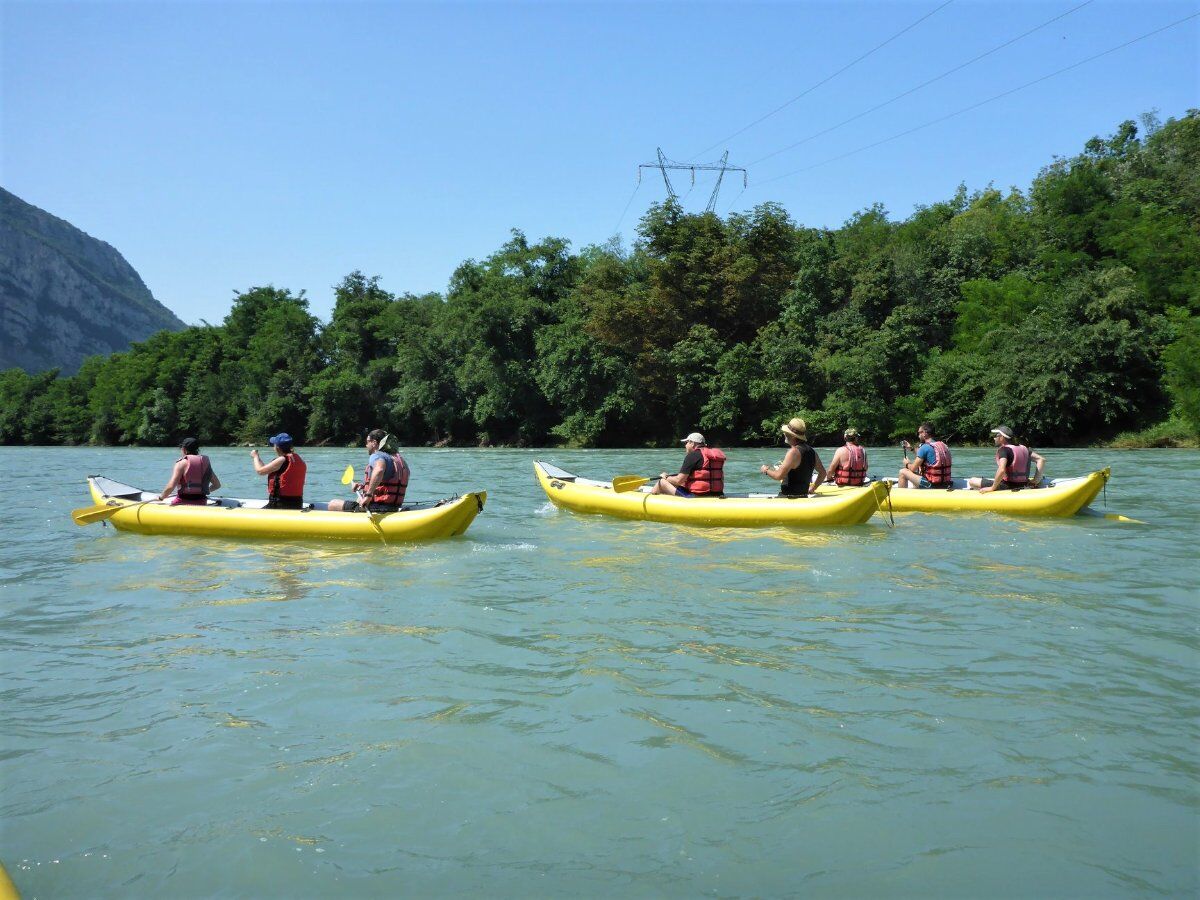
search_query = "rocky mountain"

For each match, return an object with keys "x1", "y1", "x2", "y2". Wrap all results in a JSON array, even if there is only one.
[{"x1": 0, "y1": 187, "x2": 185, "y2": 375}]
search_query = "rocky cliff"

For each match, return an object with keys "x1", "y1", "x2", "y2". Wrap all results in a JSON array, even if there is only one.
[{"x1": 0, "y1": 187, "x2": 185, "y2": 375}]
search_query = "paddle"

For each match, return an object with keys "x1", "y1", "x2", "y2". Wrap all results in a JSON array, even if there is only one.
[
  {"x1": 72, "y1": 499, "x2": 157, "y2": 526},
  {"x1": 612, "y1": 474, "x2": 657, "y2": 494},
  {"x1": 341, "y1": 464, "x2": 355, "y2": 485}
]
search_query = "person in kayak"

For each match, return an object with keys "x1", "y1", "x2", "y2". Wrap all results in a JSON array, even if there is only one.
[
  {"x1": 328, "y1": 429, "x2": 410, "y2": 512},
  {"x1": 761, "y1": 417, "x2": 826, "y2": 497},
  {"x1": 650, "y1": 431, "x2": 725, "y2": 497},
  {"x1": 824, "y1": 427, "x2": 869, "y2": 486},
  {"x1": 158, "y1": 437, "x2": 220, "y2": 505},
  {"x1": 896, "y1": 423, "x2": 953, "y2": 489},
  {"x1": 970, "y1": 425, "x2": 1046, "y2": 492},
  {"x1": 251, "y1": 432, "x2": 307, "y2": 509}
]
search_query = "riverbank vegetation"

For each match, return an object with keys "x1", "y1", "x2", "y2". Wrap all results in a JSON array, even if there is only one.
[{"x1": 2, "y1": 112, "x2": 1197, "y2": 448}]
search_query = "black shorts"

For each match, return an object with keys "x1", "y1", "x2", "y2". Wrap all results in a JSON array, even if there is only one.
[
  {"x1": 343, "y1": 501, "x2": 401, "y2": 513},
  {"x1": 265, "y1": 498, "x2": 304, "y2": 510},
  {"x1": 979, "y1": 479, "x2": 1024, "y2": 491}
]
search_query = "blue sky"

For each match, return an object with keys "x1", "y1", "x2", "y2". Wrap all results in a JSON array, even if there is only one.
[{"x1": 3, "y1": 0, "x2": 1197, "y2": 325}]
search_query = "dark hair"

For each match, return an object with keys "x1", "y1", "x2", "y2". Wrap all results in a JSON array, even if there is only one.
[
  {"x1": 275, "y1": 441, "x2": 293, "y2": 453},
  {"x1": 918, "y1": 423, "x2": 936, "y2": 438},
  {"x1": 367, "y1": 428, "x2": 387, "y2": 443},
  {"x1": 180, "y1": 437, "x2": 200, "y2": 454}
]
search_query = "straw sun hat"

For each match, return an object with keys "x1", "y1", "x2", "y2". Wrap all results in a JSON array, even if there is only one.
[{"x1": 780, "y1": 418, "x2": 807, "y2": 440}]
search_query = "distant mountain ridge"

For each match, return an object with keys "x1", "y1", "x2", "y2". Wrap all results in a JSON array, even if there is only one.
[{"x1": 0, "y1": 187, "x2": 185, "y2": 375}]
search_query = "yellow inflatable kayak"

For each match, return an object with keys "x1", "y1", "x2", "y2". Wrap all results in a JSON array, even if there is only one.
[
  {"x1": 84, "y1": 476, "x2": 485, "y2": 542},
  {"x1": 534, "y1": 461, "x2": 890, "y2": 527},
  {"x1": 815, "y1": 468, "x2": 1109, "y2": 516}
]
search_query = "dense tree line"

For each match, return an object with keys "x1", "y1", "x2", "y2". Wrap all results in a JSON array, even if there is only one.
[{"x1": 3, "y1": 112, "x2": 1197, "y2": 448}]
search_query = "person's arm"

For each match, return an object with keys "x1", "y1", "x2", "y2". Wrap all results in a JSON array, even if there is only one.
[
  {"x1": 811, "y1": 451, "x2": 828, "y2": 485},
  {"x1": 250, "y1": 450, "x2": 286, "y2": 476},
  {"x1": 1030, "y1": 452, "x2": 1045, "y2": 485},
  {"x1": 207, "y1": 468, "x2": 221, "y2": 492},
  {"x1": 360, "y1": 460, "x2": 386, "y2": 503},
  {"x1": 159, "y1": 460, "x2": 185, "y2": 500},
  {"x1": 824, "y1": 447, "x2": 845, "y2": 482},
  {"x1": 761, "y1": 447, "x2": 799, "y2": 482},
  {"x1": 979, "y1": 456, "x2": 1007, "y2": 494}
]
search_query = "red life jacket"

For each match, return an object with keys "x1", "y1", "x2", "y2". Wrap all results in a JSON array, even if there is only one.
[
  {"x1": 834, "y1": 443, "x2": 867, "y2": 486},
  {"x1": 1000, "y1": 444, "x2": 1030, "y2": 486},
  {"x1": 267, "y1": 452, "x2": 306, "y2": 501},
  {"x1": 923, "y1": 440, "x2": 952, "y2": 485},
  {"x1": 684, "y1": 447, "x2": 726, "y2": 495},
  {"x1": 177, "y1": 454, "x2": 211, "y2": 502},
  {"x1": 367, "y1": 452, "x2": 410, "y2": 507}
]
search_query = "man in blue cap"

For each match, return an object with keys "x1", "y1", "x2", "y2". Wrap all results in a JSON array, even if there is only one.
[{"x1": 250, "y1": 432, "x2": 307, "y2": 509}]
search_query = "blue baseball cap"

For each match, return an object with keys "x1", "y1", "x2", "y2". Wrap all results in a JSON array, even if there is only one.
[{"x1": 268, "y1": 433, "x2": 294, "y2": 446}]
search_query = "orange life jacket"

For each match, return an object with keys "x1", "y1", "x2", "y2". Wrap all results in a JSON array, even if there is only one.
[
  {"x1": 1000, "y1": 444, "x2": 1030, "y2": 486},
  {"x1": 367, "y1": 452, "x2": 410, "y2": 507},
  {"x1": 923, "y1": 440, "x2": 952, "y2": 486},
  {"x1": 267, "y1": 452, "x2": 306, "y2": 501},
  {"x1": 684, "y1": 447, "x2": 726, "y2": 495},
  {"x1": 834, "y1": 443, "x2": 867, "y2": 486}
]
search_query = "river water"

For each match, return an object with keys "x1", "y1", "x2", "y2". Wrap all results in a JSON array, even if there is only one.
[{"x1": 2, "y1": 446, "x2": 1196, "y2": 897}]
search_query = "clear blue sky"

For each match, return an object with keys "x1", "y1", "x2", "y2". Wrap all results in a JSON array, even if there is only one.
[{"x1": 3, "y1": 0, "x2": 1197, "y2": 325}]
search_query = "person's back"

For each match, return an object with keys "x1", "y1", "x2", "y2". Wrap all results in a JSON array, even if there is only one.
[
  {"x1": 780, "y1": 442, "x2": 816, "y2": 496},
  {"x1": 159, "y1": 437, "x2": 220, "y2": 505},
  {"x1": 831, "y1": 429, "x2": 868, "y2": 486},
  {"x1": 268, "y1": 450, "x2": 307, "y2": 508}
]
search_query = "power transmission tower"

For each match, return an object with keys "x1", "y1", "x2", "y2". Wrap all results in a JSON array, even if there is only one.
[{"x1": 638, "y1": 148, "x2": 747, "y2": 212}]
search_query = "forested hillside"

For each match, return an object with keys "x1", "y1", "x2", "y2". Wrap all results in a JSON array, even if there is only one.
[{"x1": 2, "y1": 112, "x2": 1196, "y2": 447}]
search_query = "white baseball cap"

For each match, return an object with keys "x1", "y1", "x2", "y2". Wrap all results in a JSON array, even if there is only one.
[{"x1": 681, "y1": 432, "x2": 705, "y2": 445}]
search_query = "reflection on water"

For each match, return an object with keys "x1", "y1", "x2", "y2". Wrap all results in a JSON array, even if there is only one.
[{"x1": 2, "y1": 446, "x2": 1198, "y2": 897}]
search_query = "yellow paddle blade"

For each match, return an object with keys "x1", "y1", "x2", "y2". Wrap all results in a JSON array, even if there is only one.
[
  {"x1": 341, "y1": 464, "x2": 355, "y2": 485},
  {"x1": 71, "y1": 502, "x2": 142, "y2": 525},
  {"x1": 612, "y1": 474, "x2": 653, "y2": 494},
  {"x1": 1105, "y1": 512, "x2": 1147, "y2": 525}
]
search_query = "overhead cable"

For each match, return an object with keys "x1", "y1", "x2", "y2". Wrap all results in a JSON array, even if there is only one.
[
  {"x1": 749, "y1": 0, "x2": 1095, "y2": 167},
  {"x1": 689, "y1": 0, "x2": 954, "y2": 160},
  {"x1": 753, "y1": 11, "x2": 1200, "y2": 188}
]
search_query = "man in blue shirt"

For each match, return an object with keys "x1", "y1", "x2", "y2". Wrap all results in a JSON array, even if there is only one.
[{"x1": 896, "y1": 423, "x2": 953, "y2": 489}]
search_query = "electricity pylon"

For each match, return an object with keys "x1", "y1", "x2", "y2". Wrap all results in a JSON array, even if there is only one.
[{"x1": 638, "y1": 148, "x2": 748, "y2": 212}]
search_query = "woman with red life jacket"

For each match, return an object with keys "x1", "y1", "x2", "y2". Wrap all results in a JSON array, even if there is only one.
[
  {"x1": 825, "y1": 427, "x2": 869, "y2": 486},
  {"x1": 250, "y1": 432, "x2": 308, "y2": 509},
  {"x1": 897, "y1": 423, "x2": 953, "y2": 489},
  {"x1": 650, "y1": 432, "x2": 726, "y2": 497},
  {"x1": 328, "y1": 429, "x2": 411, "y2": 512},
  {"x1": 761, "y1": 418, "x2": 827, "y2": 497},
  {"x1": 158, "y1": 437, "x2": 221, "y2": 505},
  {"x1": 970, "y1": 426, "x2": 1046, "y2": 493}
]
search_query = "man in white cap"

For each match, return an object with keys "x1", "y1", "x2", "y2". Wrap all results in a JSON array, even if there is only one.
[
  {"x1": 650, "y1": 432, "x2": 726, "y2": 497},
  {"x1": 969, "y1": 425, "x2": 1045, "y2": 492}
]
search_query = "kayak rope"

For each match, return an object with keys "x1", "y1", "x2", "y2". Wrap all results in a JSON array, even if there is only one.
[{"x1": 873, "y1": 484, "x2": 895, "y2": 528}]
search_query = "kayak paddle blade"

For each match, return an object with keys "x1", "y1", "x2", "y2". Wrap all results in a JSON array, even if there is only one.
[
  {"x1": 341, "y1": 464, "x2": 355, "y2": 485},
  {"x1": 612, "y1": 475, "x2": 653, "y2": 493},
  {"x1": 72, "y1": 503, "x2": 134, "y2": 525}
]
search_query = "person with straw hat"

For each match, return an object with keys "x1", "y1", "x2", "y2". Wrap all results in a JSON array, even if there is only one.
[
  {"x1": 328, "y1": 428, "x2": 411, "y2": 512},
  {"x1": 761, "y1": 417, "x2": 826, "y2": 497}
]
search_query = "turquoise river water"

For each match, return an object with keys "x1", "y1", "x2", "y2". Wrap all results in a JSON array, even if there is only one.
[{"x1": 2, "y1": 446, "x2": 1197, "y2": 897}]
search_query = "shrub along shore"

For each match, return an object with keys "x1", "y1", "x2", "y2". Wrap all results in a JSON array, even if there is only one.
[{"x1": 2, "y1": 112, "x2": 1197, "y2": 450}]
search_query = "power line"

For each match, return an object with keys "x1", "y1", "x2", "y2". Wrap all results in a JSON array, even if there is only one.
[
  {"x1": 613, "y1": 180, "x2": 642, "y2": 234},
  {"x1": 689, "y1": 0, "x2": 954, "y2": 161},
  {"x1": 753, "y1": 11, "x2": 1200, "y2": 189},
  {"x1": 748, "y1": 0, "x2": 1095, "y2": 168}
]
